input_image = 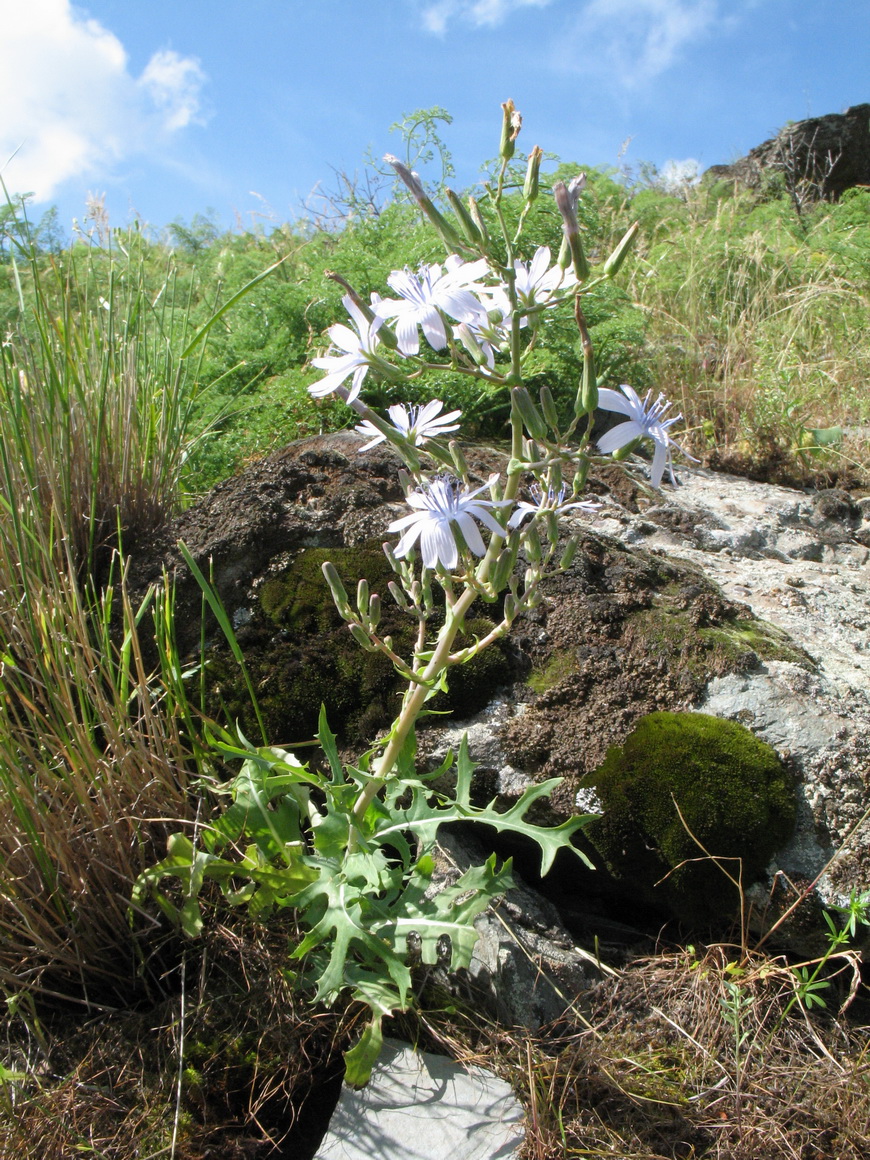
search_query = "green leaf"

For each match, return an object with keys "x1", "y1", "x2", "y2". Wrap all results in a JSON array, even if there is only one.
[
  {"x1": 343, "y1": 1017, "x2": 385, "y2": 1089},
  {"x1": 374, "y1": 735, "x2": 594, "y2": 875}
]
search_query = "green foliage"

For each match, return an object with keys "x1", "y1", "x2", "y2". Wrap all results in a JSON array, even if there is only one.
[
  {"x1": 583, "y1": 712, "x2": 797, "y2": 924},
  {"x1": 135, "y1": 717, "x2": 592, "y2": 1085}
]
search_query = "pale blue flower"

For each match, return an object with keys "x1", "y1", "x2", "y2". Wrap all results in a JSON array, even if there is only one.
[
  {"x1": 388, "y1": 475, "x2": 510, "y2": 570},
  {"x1": 309, "y1": 295, "x2": 384, "y2": 404},
  {"x1": 508, "y1": 485, "x2": 601, "y2": 529},
  {"x1": 375, "y1": 257, "x2": 489, "y2": 356},
  {"x1": 355, "y1": 400, "x2": 462, "y2": 452},
  {"x1": 596, "y1": 385, "x2": 692, "y2": 487}
]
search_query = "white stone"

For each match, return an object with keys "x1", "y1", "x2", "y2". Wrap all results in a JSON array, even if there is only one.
[{"x1": 315, "y1": 1039, "x2": 524, "y2": 1160}]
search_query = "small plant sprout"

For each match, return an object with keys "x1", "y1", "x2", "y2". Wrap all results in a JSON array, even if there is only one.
[{"x1": 136, "y1": 101, "x2": 694, "y2": 1086}]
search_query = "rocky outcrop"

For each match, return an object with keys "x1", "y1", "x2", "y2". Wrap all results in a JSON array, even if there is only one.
[
  {"x1": 704, "y1": 103, "x2": 870, "y2": 201},
  {"x1": 129, "y1": 436, "x2": 870, "y2": 954}
]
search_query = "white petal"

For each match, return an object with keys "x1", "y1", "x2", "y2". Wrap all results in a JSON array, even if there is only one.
[
  {"x1": 596, "y1": 420, "x2": 644, "y2": 453},
  {"x1": 328, "y1": 323, "x2": 363, "y2": 354},
  {"x1": 394, "y1": 522, "x2": 424, "y2": 559},
  {"x1": 456, "y1": 514, "x2": 486, "y2": 557},
  {"x1": 650, "y1": 441, "x2": 668, "y2": 488},
  {"x1": 420, "y1": 308, "x2": 448, "y2": 351},
  {"x1": 395, "y1": 312, "x2": 420, "y2": 356},
  {"x1": 596, "y1": 387, "x2": 636, "y2": 418},
  {"x1": 423, "y1": 522, "x2": 458, "y2": 569}
]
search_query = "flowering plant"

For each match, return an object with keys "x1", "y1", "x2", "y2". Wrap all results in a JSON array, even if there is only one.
[{"x1": 135, "y1": 103, "x2": 691, "y2": 1085}]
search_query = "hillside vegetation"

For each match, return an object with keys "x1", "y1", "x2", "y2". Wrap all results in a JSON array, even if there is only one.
[{"x1": 1, "y1": 123, "x2": 869, "y2": 1158}]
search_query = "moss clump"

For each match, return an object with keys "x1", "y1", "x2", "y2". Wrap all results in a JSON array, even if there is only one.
[
  {"x1": 583, "y1": 711, "x2": 796, "y2": 925},
  {"x1": 527, "y1": 648, "x2": 578, "y2": 694}
]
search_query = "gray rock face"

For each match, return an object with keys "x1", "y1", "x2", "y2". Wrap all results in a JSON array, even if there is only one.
[
  {"x1": 704, "y1": 103, "x2": 870, "y2": 200},
  {"x1": 315, "y1": 1038, "x2": 524, "y2": 1160}
]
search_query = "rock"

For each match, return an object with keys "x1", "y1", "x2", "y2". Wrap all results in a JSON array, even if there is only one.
[
  {"x1": 129, "y1": 438, "x2": 870, "y2": 945},
  {"x1": 704, "y1": 103, "x2": 870, "y2": 201},
  {"x1": 431, "y1": 829, "x2": 593, "y2": 1028},
  {"x1": 314, "y1": 1038, "x2": 524, "y2": 1160}
]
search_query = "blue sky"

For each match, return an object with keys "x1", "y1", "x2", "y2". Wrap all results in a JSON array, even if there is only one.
[{"x1": 2, "y1": 0, "x2": 867, "y2": 236}]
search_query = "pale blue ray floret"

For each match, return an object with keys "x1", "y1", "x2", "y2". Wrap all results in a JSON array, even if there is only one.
[
  {"x1": 508, "y1": 484, "x2": 601, "y2": 528},
  {"x1": 375, "y1": 256, "x2": 489, "y2": 356},
  {"x1": 309, "y1": 294, "x2": 384, "y2": 404},
  {"x1": 354, "y1": 400, "x2": 462, "y2": 452},
  {"x1": 596, "y1": 384, "x2": 693, "y2": 487},
  {"x1": 388, "y1": 475, "x2": 511, "y2": 571}
]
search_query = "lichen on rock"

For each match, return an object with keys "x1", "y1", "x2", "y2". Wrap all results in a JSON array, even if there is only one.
[{"x1": 581, "y1": 711, "x2": 797, "y2": 925}]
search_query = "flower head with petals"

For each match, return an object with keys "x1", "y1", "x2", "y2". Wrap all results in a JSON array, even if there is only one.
[
  {"x1": 596, "y1": 385, "x2": 694, "y2": 487},
  {"x1": 309, "y1": 294, "x2": 384, "y2": 404},
  {"x1": 388, "y1": 474, "x2": 511, "y2": 571},
  {"x1": 375, "y1": 257, "x2": 489, "y2": 356},
  {"x1": 355, "y1": 400, "x2": 462, "y2": 452},
  {"x1": 513, "y1": 246, "x2": 576, "y2": 310},
  {"x1": 508, "y1": 484, "x2": 601, "y2": 528}
]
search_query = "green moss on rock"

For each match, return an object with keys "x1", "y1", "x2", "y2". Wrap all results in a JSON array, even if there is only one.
[
  {"x1": 583, "y1": 711, "x2": 796, "y2": 925},
  {"x1": 208, "y1": 545, "x2": 513, "y2": 745}
]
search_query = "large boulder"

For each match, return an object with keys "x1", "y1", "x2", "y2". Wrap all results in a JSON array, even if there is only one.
[
  {"x1": 704, "y1": 103, "x2": 870, "y2": 201},
  {"x1": 129, "y1": 436, "x2": 870, "y2": 950}
]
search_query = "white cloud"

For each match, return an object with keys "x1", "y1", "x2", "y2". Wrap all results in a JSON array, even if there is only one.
[
  {"x1": 421, "y1": 0, "x2": 552, "y2": 35},
  {"x1": 0, "y1": 0, "x2": 207, "y2": 202},
  {"x1": 659, "y1": 157, "x2": 701, "y2": 190},
  {"x1": 557, "y1": 0, "x2": 718, "y2": 85}
]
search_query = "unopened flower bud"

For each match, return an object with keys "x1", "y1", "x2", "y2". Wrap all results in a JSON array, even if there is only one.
[
  {"x1": 356, "y1": 578, "x2": 370, "y2": 617},
  {"x1": 539, "y1": 385, "x2": 560, "y2": 434},
  {"x1": 560, "y1": 535, "x2": 580, "y2": 571},
  {"x1": 468, "y1": 197, "x2": 489, "y2": 243},
  {"x1": 523, "y1": 145, "x2": 543, "y2": 203},
  {"x1": 499, "y1": 99, "x2": 522, "y2": 160},
  {"x1": 545, "y1": 510, "x2": 559, "y2": 545},
  {"x1": 349, "y1": 623, "x2": 375, "y2": 651},
  {"x1": 504, "y1": 592, "x2": 518, "y2": 622},
  {"x1": 512, "y1": 386, "x2": 548, "y2": 441},
  {"x1": 445, "y1": 188, "x2": 483, "y2": 246},
  {"x1": 603, "y1": 221, "x2": 639, "y2": 277},
  {"x1": 322, "y1": 562, "x2": 352, "y2": 619},
  {"x1": 455, "y1": 322, "x2": 489, "y2": 367},
  {"x1": 384, "y1": 153, "x2": 465, "y2": 252},
  {"x1": 575, "y1": 351, "x2": 598, "y2": 417},
  {"x1": 553, "y1": 175, "x2": 589, "y2": 281},
  {"x1": 523, "y1": 521, "x2": 543, "y2": 563},
  {"x1": 368, "y1": 593, "x2": 381, "y2": 629},
  {"x1": 388, "y1": 581, "x2": 408, "y2": 609},
  {"x1": 449, "y1": 439, "x2": 470, "y2": 479},
  {"x1": 383, "y1": 542, "x2": 400, "y2": 572}
]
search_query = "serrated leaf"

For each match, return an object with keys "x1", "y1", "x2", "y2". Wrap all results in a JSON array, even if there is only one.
[
  {"x1": 373, "y1": 735, "x2": 594, "y2": 875},
  {"x1": 317, "y1": 705, "x2": 344, "y2": 785}
]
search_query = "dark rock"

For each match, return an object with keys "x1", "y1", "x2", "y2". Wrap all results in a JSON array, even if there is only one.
[{"x1": 704, "y1": 103, "x2": 870, "y2": 201}]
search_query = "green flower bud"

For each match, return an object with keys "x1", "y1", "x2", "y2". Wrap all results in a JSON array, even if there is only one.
[
  {"x1": 545, "y1": 510, "x2": 559, "y2": 546},
  {"x1": 523, "y1": 145, "x2": 543, "y2": 203},
  {"x1": 322, "y1": 562, "x2": 351, "y2": 619},
  {"x1": 504, "y1": 592, "x2": 518, "y2": 622},
  {"x1": 368, "y1": 593, "x2": 381, "y2": 630},
  {"x1": 349, "y1": 623, "x2": 375, "y2": 651},
  {"x1": 523, "y1": 521, "x2": 543, "y2": 563},
  {"x1": 468, "y1": 197, "x2": 490, "y2": 243},
  {"x1": 603, "y1": 221, "x2": 639, "y2": 277},
  {"x1": 356, "y1": 578, "x2": 370, "y2": 617},
  {"x1": 499, "y1": 99, "x2": 522, "y2": 161},
  {"x1": 388, "y1": 581, "x2": 408, "y2": 609},
  {"x1": 449, "y1": 439, "x2": 470, "y2": 479},
  {"x1": 575, "y1": 351, "x2": 598, "y2": 417},
  {"x1": 512, "y1": 386, "x2": 548, "y2": 441},
  {"x1": 560, "y1": 535, "x2": 580, "y2": 571},
  {"x1": 539, "y1": 385, "x2": 560, "y2": 434},
  {"x1": 490, "y1": 543, "x2": 517, "y2": 594},
  {"x1": 445, "y1": 188, "x2": 483, "y2": 246}
]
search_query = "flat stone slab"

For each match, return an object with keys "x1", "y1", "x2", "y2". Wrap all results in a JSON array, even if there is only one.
[{"x1": 315, "y1": 1038, "x2": 525, "y2": 1160}]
